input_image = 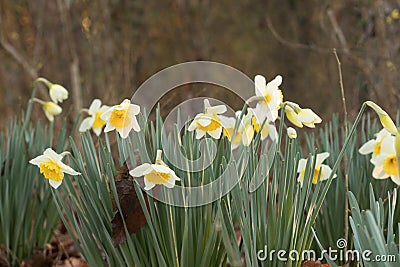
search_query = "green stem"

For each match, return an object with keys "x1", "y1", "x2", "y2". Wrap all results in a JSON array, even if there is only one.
[{"x1": 22, "y1": 82, "x2": 39, "y2": 131}]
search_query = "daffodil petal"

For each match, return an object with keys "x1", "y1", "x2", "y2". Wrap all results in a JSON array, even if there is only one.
[
  {"x1": 207, "y1": 127, "x2": 222, "y2": 139},
  {"x1": 196, "y1": 129, "x2": 206, "y2": 139},
  {"x1": 390, "y1": 175, "x2": 400, "y2": 185},
  {"x1": 43, "y1": 148, "x2": 63, "y2": 161},
  {"x1": 49, "y1": 179, "x2": 63, "y2": 189},
  {"x1": 129, "y1": 163, "x2": 152, "y2": 177},
  {"x1": 104, "y1": 122, "x2": 115, "y2": 133},
  {"x1": 89, "y1": 99, "x2": 102, "y2": 115},
  {"x1": 144, "y1": 179, "x2": 155, "y2": 190},
  {"x1": 372, "y1": 165, "x2": 389, "y2": 179},
  {"x1": 359, "y1": 140, "x2": 376, "y2": 155},
  {"x1": 29, "y1": 155, "x2": 48, "y2": 166},
  {"x1": 79, "y1": 117, "x2": 95, "y2": 133},
  {"x1": 60, "y1": 163, "x2": 80, "y2": 176},
  {"x1": 93, "y1": 127, "x2": 102, "y2": 136},
  {"x1": 316, "y1": 152, "x2": 330, "y2": 165},
  {"x1": 207, "y1": 105, "x2": 227, "y2": 114}
]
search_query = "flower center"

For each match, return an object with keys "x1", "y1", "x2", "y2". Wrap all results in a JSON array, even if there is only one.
[
  {"x1": 110, "y1": 108, "x2": 130, "y2": 128},
  {"x1": 252, "y1": 117, "x2": 260, "y2": 132},
  {"x1": 264, "y1": 93, "x2": 272, "y2": 103},
  {"x1": 93, "y1": 112, "x2": 106, "y2": 128},
  {"x1": 373, "y1": 141, "x2": 382, "y2": 155},
  {"x1": 383, "y1": 155, "x2": 398, "y2": 176},
  {"x1": 39, "y1": 160, "x2": 63, "y2": 181},
  {"x1": 196, "y1": 115, "x2": 221, "y2": 131},
  {"x1": 145, "y1": 170, "x2": 171, "y2": 185}
]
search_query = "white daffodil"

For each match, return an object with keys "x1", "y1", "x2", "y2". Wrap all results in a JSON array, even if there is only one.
[
  {"x1": 79, "y1": 99, "x2": 109, "y2": 136},
  {"x1": 297, "y1": 152, "x2": 336, "y2": 186},
  {"x1": 188, "y1": 99, "x2": 228, "y2": 139},
  {"x1": 253, "y1": 75, "x2": 283, "y2": 122},
  {"x1": 370, "y1": 135, "x2": 400, "y2": 185},
  {"x1": 37, "y1": 77, "x2": 69, "y2": 103},
  {"x1": 359, "y1": 129, "x2": 391, "y2": 156},
  {"x1": 29, "y1": 148, "x2": 80, "y2": 189},
  {"x1": 232, "y1": 110, "x2": 255, "y2": 148},
  {"x1": 284, "y1": 102, "x2": 322, "y2": 128},
  {"x1": 249, "y1": 105, "x2": 278, "y2": 141},
  {"x1": 287, "y1": 127, "x2": 297, "y2": 139},
  {"x1": 33, "y1": 98, "x2": 62, "y2": 122},
  {"x1": 101, "y1": 99, "x2": 140, "y2": 139},
  {"x1": 220, "y1": 115, "x2": 244, "y2": 149},
  {"x1": 129, "y1": 150, "x2": 181, "y2": 190}
]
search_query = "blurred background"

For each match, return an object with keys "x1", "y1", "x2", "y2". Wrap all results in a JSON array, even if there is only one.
[{"x1": 1, "y1": 0, "x2": 399, "y2": 128}]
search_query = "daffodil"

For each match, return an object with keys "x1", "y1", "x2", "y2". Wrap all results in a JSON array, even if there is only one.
[
  {"x1": 359, "y1": 129, "x2": 391, "y2": 156},
  {"x1": 287, "y1": 127, "x2": 297, "y2": 139},
  {"x1": 101, "y1": 99, "x2": 140, "y2": 138},
  {"x1": 129, "y1": 150, "x2": 181, "y2": 190},
  {"x1": 249, "y1": 105, "x2": 278, "y2": 141},
  {"x1": 370, "y1": 136, "x2": 400, "y2": 185},
  {"x1": 284, "y1": 102, "x2": 322, "y2": 128},
  {"x1": 297, "y1": 152, "x2": 336, "y2": 186},
  {"x1": 36, "y1": 77, "x2": 69, "y2": 103},
  {"x1": 188, "y1": 99, "x2": 228, "y2": 139},
  {"x1": 29, "y1": 148, "x2": 80, "y2": 189},
  {"x1": 253, "y1": 74, "x2": 283, "y2": 122},
  {"x1": 33, "y1": 98, "x2": 62, "y2": 122},
  {"x1": 365, "y1": 101, "x2": 397, "y2": 135},
  {"x1": 79, "y1": 99, "x2": 109, "y2": 136}
]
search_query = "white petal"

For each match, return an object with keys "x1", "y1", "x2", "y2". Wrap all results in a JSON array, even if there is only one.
[
  {"x1": 79, "y1": 117, "x2": 95, "y2": 133},
  {"x1": 316, "y1": 152, "x2": 330, "y2": 165},
  {"x1": 93, "y1": 127, "x2": 102, "y2": 136},
  {"x1": 372, "y1": 165, "x2": 389, "y2": 179},
  {"x1": 44, "y1": 110, "x2": 54, "y2": 122},
  {"x1": 219, "y1": 115, "x2": 235, "y2": 128},
  {"x1": 88, "y1": 99, "x2": 102, "y2": 115},
  {"x1": 380, "y1": 136, "x2": 396, "y2": 154},
  {"x1": 320, "y1": 164, "x2": 336, "y2": 181},
  {"x1": 152, "y1": 164, "x2": 172, "y2": 174},
  {"x1": 100, "y1": 107, "x2": 113, "y2": 121},
  {"x1": 188, "y1": 120, "x2": 197, "y2": 131},
  {"x1": 358, "y1": 140, "x2": 376, "y2": 155},
  {"x1": 203, "y1": 99, "x2": 211, "y2": 109},
  {"x1": 207, "y1": 105, "x2": 227, "y2": 115},
  {"x1": 254, "y1": 75, "x2": 266, "y2": 96},
  {"x1": 60, "y1": 162, "x2": 80, "y2": 176},
  {"x1": 117, "y1": 126, "x2": 132, "y2": 139},
  {"x1": 144, "y1": 179, "x2": 155, "y2": 190},
  {"x1": 197, "y1": 116, "x2": 212, "y2": 127},
  {"x1": 376, "y1": 129, "x2": 391, "y2": 140},
  {"x1": 104, "y1": 122, "x2": 115, "y2": 133},
  {"x1": 49, "y1": 179, "x2": 63, "y2": 189},
  {"x1": 390, "y1": 175, "x2": 400, "y2": 185},
  {"x1": 128, "y1": 104, "x2": 140, "y2": 115},
  {"x1": 129, "y1": 163, "x2": 152, "y2": 177},
  {"x1": 207, "y1": 127, "x2": 222, "y2": 139},
  {"x1": 29, "y1": 155, "x2": 48, "y2": 166},
  {"x1": 297, "y1": 159, "x2": 307, "y2": 173},
  {"x1": 196, "y1": 129, "x2": 206, "y2": 139},
  {"x1": 43, "y1": 148, "x2": 63, "y2": 161},
  {"x1": 130, "y1": 116, "x2": 141, "y2": 132}
]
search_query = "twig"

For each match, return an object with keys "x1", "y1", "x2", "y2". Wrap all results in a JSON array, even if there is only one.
[
  {"x1": 327, "y1": 9, "x2": 350, "y2": 53},
  {"x1": 333, "y1": 49, "x2": 349, "y2": 250}
]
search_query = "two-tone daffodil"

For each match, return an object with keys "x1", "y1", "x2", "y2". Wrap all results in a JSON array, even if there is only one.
[
  {"x1": 365, "y1": 101, "x2": 397, "y2": 135},
  {"x1": 188, "y1": 99, "x2": 228, "y2": 139},
  {"x1": 249, "y1": 105, "x2": 278, "y2": 141},
  {"x1": 32, "y1": 98, "x2": 62, "y2": 122},
  {"x1": 297, "y1": 152, "x2": 336, "y2": 186},
  {"x1": 79, "y1": 99, "x2": 109, "y2": 136},
  {"x1": 129, "y1": 150, "x2": 181, "y2": 190},
  {"x1": 29, "y1": 148, "x2": 80, "y2": 189},
  {"x1": 284, "y1": 102, "x2": 322, "y2": 128},
  {"x1": 359, "y1": 129, "x2": 391, "y2": 157},
  {"x1": 253, "y1": 75, "x2": 283, "y2": 122},
  {"x1": 233, "y1": 110, "x2": 255, "y2": 148},
  {"x1": 370, "y1": 136, "x2": 400, "y2": 185},
  {"x1": 37, "y1": 77, "x2": 69, "y2": 103},
  {"x1": 101, "y1": 99, "x2": 140, "y2": 139}
]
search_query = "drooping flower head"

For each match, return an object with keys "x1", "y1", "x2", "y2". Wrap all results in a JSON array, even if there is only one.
[
  {"x1": 188, "y1": 99, "x2": 228, "y2": 139},
  {"x1": 29, "y1": 148, "x2": 80, "y2": 189},
  {"x1": 36, "y1": 77, "x2": 69, "y2": 103},
  {"x1": 284, "y1": 102, "x2": 322, "y2": 128},
  {"x1": 254, "y1": 74, "x2": 283, "y2": 122},
  {"x1": 79, "y1": 99, "x2": 109, "y2": 136},
  {"x1": 297, "y1": 152, "x2": 336, "y2": 186},
  {"x1": 287, "y1": 127, "x2": 297, "y2": 139},
  {"x1": 33, "y1": 98, "x2": 62, "y2": 122},
  {"x1": 101, "y1": 99, "x2": 141, "y2": 138},
  {"x1": 129, "y1": 150, "x2": 181, "y2": 190}
]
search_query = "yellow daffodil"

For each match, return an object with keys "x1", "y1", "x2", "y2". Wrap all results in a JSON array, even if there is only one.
[
  {"x1": 253, "y1": 74, "x2": 283, "y2": 122},
  {"x1": 370, "y1": 136, "x2": 400, "y2": 185},
  {"x1": 37, "y1": 77, "x2": 69, "y2": 103},
  {"x1": 365, "y1": 101, "x2": 397, "y2": 135},
  {"x1": 101, "y1": 99, "x2": 140, "y2": 139},
  {"x1": 287, "y1": 127, "x2": 297, "y2": 139},
  {"x1": 284, "y1": 102, "x2": 322, "y2": 128},
  {"x1": 129, "y1": 150, "x2": 181, "y2": 190},
  {"x1": 79, "y1": 99, "x2": 109, "y2": 136},
  {"x1": 297, "y1": 152, "x2": 336, "y2": 187},
  {"x1": 188, "y1": 99, "x2": 228, "y2": 139},
  {"x1": 33, "y1": 98, "x2": 62, "y2": 122},
  {"x1": 359, "y1": 129, "x2": 391, "y2": 156},
  {"x1": 248, "y1": 105, "x2": 278, "y2": 141},
  {"x1": 29, "y1": 148, "x2": 80, "y2": 189}
]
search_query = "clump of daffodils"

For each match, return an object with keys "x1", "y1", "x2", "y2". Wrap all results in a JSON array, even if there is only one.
[
  {"x1": 31, "y1": 77, "x2": 70, "y2": 122},
  {"x1": 129, "y1": 150, "x2": 181, "y2": 190},
  {"x1": 297, "y1": 152, "x2": 337, "y2": 187},
  {"x1": 359, "y1": 101, "x2": 400, "y2": 185},
  {"x1": 29, "y1": 148, "x2": 80, "y2": 189},
  {"x1": 101, "y1": 99, "x2": 141, "y2": 138},
  {"x1": 79, "y1": 99, "x2": 109, "y2": 136}
]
